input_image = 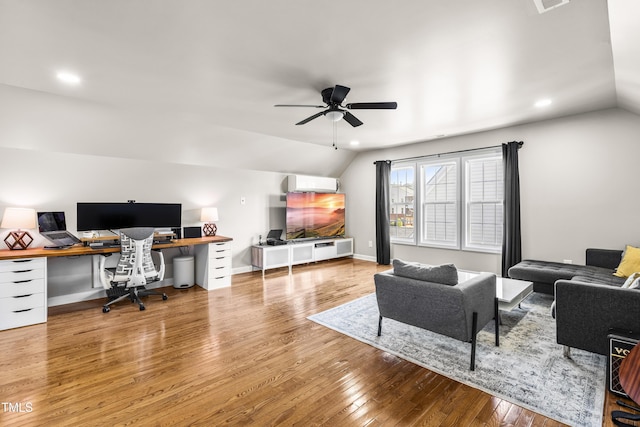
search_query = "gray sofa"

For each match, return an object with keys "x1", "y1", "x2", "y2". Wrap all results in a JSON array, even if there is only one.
[
  {"x1": 508, "y1": 248, "x2": 625, "y2": 295},
  {"x1": 508, "y1": 248, "x2": 640, "y2": 355},
  {"x1": 374, "y1": 260, "x2": 498, "y2": 370}
]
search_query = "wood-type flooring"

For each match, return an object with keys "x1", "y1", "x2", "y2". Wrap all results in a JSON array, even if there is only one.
[{"x1": 0, "y1": 258, "x2": 635, "y2": 426}]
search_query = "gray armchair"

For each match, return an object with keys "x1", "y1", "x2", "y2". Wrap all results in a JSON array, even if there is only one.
[{"x1": 374, "y1": 262, "x2": 498, "y2": 370}]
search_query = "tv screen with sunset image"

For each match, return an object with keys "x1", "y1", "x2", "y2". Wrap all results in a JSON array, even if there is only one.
[{"x1": 286, "y1": 192, "x2": 346, "y2": 240}]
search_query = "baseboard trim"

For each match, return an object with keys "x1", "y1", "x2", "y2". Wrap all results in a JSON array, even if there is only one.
[
  {"x1": 232, "y1": 266, "x2": 254, "y2": 275},
  {"x1": 47, "y1": 279, "x2": 173, "y2": 307},
  {"x1": 353, "y1": 253, "x2": 377, "y2": 263}
]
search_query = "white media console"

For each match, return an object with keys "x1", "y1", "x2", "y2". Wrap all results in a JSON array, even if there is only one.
[{"x1": 251, "y1": 237, "x2": 353, "y2": 276}]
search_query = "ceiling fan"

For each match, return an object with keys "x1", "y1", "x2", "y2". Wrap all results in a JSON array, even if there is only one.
[{"x1": 275, "y1": 85, "x2": 397, "y2": 127}]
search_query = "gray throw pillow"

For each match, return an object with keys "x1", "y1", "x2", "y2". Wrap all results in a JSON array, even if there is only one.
[{"x1": 393, "y1": 259, "x2": 458, "y2": 285}]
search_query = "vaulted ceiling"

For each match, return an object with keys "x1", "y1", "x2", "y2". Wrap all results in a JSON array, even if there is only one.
[{"x1": 0, "y1": 0, "x2": 638, "y2": 175}]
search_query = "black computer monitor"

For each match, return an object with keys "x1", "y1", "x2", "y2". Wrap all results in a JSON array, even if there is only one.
[{"x1": 77, "y1": 202, "x2": 181, "y2": 231}]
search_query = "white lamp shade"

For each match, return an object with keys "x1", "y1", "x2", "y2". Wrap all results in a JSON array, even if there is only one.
[
  {"x1": 200, "y1": 207, "x2": 219, "y2": 222},
  {"x1": 325, "y1": 110, "x2": 344, "y2": 122},
  {"x1": 1, "y1": 207, "x2": 36, "y2": 229}
]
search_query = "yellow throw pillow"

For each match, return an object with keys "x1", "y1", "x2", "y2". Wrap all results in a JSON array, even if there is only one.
[{"x1": 614, "y1": 245, "x2": 640, "y2": 278}]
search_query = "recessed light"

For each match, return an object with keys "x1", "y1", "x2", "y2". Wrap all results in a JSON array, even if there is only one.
[
  {"x1": 534, "y1": 99, "x2": 552, "y2": 108},
  {"x1": 349, "y1": 140, "x2": 360, "y2": 146},
  {"x1": 56, "y1": 71, "x2": 81, "y2": 85}
]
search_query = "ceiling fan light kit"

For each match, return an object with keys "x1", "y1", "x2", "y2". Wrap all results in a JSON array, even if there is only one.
[{"x1": 325, "y1": 110, "x2": 344, "y2": 122}]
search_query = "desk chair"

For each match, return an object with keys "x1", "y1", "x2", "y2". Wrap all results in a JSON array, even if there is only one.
[{"x1": 98, "y1": 227, "x2": 168, "y2": 313}]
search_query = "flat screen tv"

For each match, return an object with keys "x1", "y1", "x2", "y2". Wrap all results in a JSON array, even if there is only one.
[
  {"x1": 77, "y1": 202, "x2": 181, "y2": 231},
  {"x1": 286, "y1": 192, "x2": 345, "y2": 240}
]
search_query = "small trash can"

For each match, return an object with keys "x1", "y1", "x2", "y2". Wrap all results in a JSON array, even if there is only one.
[{"x1": 173, "y1": 255, "x2": 194, "y2": 289}]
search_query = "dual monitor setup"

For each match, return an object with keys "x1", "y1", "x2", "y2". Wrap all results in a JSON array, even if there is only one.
[{"x1": 37, "y1": 202, "x2": 182, "y2": 249}]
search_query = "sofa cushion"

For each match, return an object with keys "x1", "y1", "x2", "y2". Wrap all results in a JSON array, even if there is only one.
[
  {"x1": 392, "y1": 259, "x2": 458, "y2": 285},
  {"x1": 571, "y1": 275, "x2": 626, "y2": 286},
  {"x1": 509, "y1": 260, "x2": 615, "y2": 284},
  {"x1": 614, "y1": 245, "x2": 640, "y2": 278}
]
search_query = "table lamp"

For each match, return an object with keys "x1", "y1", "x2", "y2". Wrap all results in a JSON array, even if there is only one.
[
  {"x1": 1, "y1": 207, "x2": 36, "y2": 250},
  {"x1": 200, "y1": 207, "x2": 219, "y2": 236}
]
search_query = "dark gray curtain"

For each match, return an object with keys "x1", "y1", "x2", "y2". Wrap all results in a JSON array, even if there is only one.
[
  {"x1": 375, "y1": 160, "x2": 391, "y2": 265},
  {"x1": 501, "y1": 141, "x2": 523, "y2": 277}
]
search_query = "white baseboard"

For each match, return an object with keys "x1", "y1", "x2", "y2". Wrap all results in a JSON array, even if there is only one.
[
  {"x1": 47, "y1": 279, "x2": 173, "y2": 307},
  {"x1": 353, "y1": 253, "x2": 377, "y2": 263},
  {"x1": 232, "y1": 266, "x2": 254, "y2": 275}
]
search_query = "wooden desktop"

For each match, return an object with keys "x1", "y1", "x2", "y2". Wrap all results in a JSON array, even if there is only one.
[{"x1": 0, "y1": 235, "x2": 231, "y2": 260}]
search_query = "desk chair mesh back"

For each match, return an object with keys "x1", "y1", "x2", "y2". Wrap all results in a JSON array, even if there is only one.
[{"x1": 99, "y1": 227, "x2": 168, "y2": 313}]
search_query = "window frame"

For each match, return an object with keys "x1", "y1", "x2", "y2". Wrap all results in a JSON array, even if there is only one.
[
  {"x1": 461, "y1": 150, "x2": 504, "y2": 253},
  {"x1": 417, "y1": 156, "x2": 461, "y2": 250},
  {"x1": 389, "y1": 161, "x2": 417, "y2": 245}
]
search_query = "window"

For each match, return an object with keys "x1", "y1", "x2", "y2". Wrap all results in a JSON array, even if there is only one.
[
  {"x1": 390, "y1": 148, "x2": 503, "y2": 253},
  {"x1": 389, "y1": 165, "x2": 415, "y2": 243},
  {"x1": 464, "y1": 154, "x2": 503, "y2": 252},
  {"x1": 420, "y1": 159, "x2": 459, "y2": 248}
]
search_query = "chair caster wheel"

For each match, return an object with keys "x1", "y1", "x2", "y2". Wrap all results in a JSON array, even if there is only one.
[
  {"x1": 162, "y1": 294, "x2": 168, "y2": 301},
  {"x1": 103, "y1": 306, "x2": 110, "y2": 313},
  {"x1": 139, "y1": 304, "x2": 145, "y2": 311}
]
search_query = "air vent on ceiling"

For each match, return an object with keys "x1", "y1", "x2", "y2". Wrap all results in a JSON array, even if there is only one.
[{"x1": 533, "y1": 0, "x2": 570, "y2": 14}]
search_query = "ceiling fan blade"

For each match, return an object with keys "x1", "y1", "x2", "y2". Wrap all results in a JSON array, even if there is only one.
[
  {"x1": 345, "y1": 102, "x2": 398, "y2": 110},
  {"x1": 330, "y1": 85, "x2": 351, "y2": 104},
  {"x1": 275, "y1": 104, "x2": 325, "y2": 108},
  {"x1": 343, "y1": 111, "x2": 363, "y2": 127},
  {"x1": 296, "y1": 111, "x2": 325, "y2": 125}
]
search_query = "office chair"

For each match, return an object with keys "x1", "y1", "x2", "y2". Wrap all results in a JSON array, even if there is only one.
[{"x1": 98, "y1": 227, "x2": 168, "y2": 313}]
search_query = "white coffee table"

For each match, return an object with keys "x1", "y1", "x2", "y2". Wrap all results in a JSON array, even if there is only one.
[
  {"x1": 496, "y1": 277, "x2": 533, "y2": 311},
  {"x1": 458, "y1": 270, "x2": 533, "y2": 311}
]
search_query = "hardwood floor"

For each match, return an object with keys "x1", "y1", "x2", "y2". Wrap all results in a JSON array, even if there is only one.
[{"x1": 0, "y1": 258, "x2": 635, "y2": 426}]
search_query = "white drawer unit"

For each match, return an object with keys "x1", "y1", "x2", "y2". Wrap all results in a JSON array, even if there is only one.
[
  {"x1": 195, "y1": 241, "x2": 232, "y2": 290},
  {"x1": 0, "y1": 257, "x2": 47, "y2": 330}
]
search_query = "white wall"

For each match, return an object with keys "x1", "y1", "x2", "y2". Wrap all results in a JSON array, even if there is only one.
[
  {"x1": 0, "y1": 146, "x2": 291, "y2": 301},
  {"x1": 341, "y1": 108, "x2": 640, "y2": 273},
  {"x1": 0, "y1": 146, "x2": 289, "y2": 267}
]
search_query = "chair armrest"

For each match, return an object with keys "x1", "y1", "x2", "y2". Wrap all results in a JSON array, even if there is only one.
[
  {"x1": 152, "y1": 249, "x2": 165, "y2": 281},
  {"x1": 98, "y1": 254, "x2": 113, "y2": 290},
  {"x1": 458, "y1": 273, "x2": 497, "y2": 328},
  {"x1": 585, "y1": 248, "x2": 622, "y2": 269},
  {"x1": 555, "y1": 279, "x2": 640, "y2": 355}
]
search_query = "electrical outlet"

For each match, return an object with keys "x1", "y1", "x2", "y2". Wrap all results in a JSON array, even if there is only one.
[
  {"x1": 368, "y1": 240, "x2": 373, "y2": 248},
  {"x1": 240, "y1": 196, "x2": 246, "y2": 205}
]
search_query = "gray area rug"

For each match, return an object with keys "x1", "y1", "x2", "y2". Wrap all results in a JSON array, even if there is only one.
[{"x1": 308, "y1": 292, "x2": 606, "y2": 427}]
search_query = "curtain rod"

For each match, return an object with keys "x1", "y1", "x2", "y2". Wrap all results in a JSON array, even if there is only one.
[{"x1": 373, "y1": 141, "x2": 523, "y2": 165}]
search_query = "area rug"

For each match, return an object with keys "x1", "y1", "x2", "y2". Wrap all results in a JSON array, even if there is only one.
[{"x1": 308, "y1": 292, "x2": 606, "y2": 427}]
